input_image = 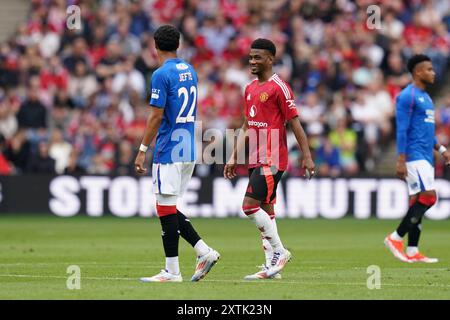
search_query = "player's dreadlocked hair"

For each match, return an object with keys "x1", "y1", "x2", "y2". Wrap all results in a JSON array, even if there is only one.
[
  {"x1": 251, "y1": 38, "x2": 276, "y2": 56},
  {"x1": 154, "y1": 25, "x2": 180, "y2": 52},
  {"x1": 407, "y1": 54, "x2": 431, "y2": 74}
]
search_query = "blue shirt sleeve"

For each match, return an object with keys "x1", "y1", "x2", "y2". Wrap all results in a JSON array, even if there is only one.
[
  {"x1": 434, "y1": 136, "x2": 439, "y2": 146},
  {"x1": 396, "y1": 91, "x2": 413, "y2": 155},
  {"x1": 149, "y1": 69, "x2": 168, "y2": 108}
]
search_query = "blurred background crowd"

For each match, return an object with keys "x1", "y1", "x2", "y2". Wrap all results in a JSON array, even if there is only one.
[{"x1": 0, "y1": 0, "x2": 449, "y2": 178}]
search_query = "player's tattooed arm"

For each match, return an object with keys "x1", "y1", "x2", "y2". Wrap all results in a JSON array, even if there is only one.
[
  {"x1": 224, "y1": 117, "x2": 249, "y2": 179},
  {"x1": 288, "y1": 116, "x2": 315, "y2": 178},
  {"x1": 134, "y1": 106, "x2": 164, "y2": 174}
]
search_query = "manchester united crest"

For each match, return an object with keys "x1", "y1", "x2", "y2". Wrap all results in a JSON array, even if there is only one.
[{"x1": 259, "y1": 92, "x2": 269, "y2": 102}]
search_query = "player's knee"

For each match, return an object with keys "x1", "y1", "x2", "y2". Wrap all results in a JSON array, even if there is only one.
[
  {"x1": 263, "y1": 208, "x2": 275, "y2": 220},
  {"x1": 417, "y1": 192, "x2": 437, "y2": 207},
  {"x1": 156, "y1": 203, "x2": 177, "y2": 217},
  {"x1": 267, "y1": 212, "x2": 275, "y2": 220},
  {"x1": 261, "y1": 204, "x2": 275, "y2": 219},
  {"x1": 242, "y1": 205, "x2": 260, "y2": 216}
]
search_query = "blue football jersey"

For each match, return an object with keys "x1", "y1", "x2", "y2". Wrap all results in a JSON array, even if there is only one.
[
  {"x1": 396, "y1": 83, "x2": 438, "y2": 165},
  {"x1": 149, "y1": 58, "x2": 197, "y2": 164}
]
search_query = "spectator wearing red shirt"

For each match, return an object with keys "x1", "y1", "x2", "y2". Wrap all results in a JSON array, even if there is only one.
[{"x1": 40, "y1": 56, "x2": 68, "y2": 92}]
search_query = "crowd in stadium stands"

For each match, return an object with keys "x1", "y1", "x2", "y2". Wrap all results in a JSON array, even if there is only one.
[{"x1": 0, "y1": 0, "x2": 450, "y2": 178}]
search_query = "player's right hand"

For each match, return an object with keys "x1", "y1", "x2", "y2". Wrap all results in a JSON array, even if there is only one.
[
  {"x1": 134, "y1": 151, "x2": 148, "y2": 175},
  {"x1": 396, "y1": 159, "x2": 407, "y2": 180},
  {"x1": 224, "y1": 163, "x2": 237, "y2": 179}
]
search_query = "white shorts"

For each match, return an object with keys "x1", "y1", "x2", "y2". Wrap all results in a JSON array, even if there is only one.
[
  {"x1": 152, "y1": 162, "x2": 195, "y2": 197},
  {"x1": 405, "y1": 160, "x2": 435, "y2": 195}
]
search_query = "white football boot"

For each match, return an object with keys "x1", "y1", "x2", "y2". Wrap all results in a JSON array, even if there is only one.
[
  {"x1": 266, "y1": 249, "x2": 292, "y2": 277},
  {"x1": 244, "y1": 264, "x2": 282, "y2": 280},
  {"x1": 191, "y1": 248, "x2": 220, "y2": 282},
  {"x1": 140, "y1": 269, "x2": 182, "y2": 282}
]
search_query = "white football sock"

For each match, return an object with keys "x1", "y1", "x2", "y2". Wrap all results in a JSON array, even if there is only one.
[
  {"x1": 249, "y1": 208, "x2": 284, "y2": 253},
  {"x1": 390, "y1": 231, "x2": 403, "y2": 241},
  {"x1": 272, "y1": 217, "x2": 279, "y2": 234},
  {"x1": 406, "y1": 246, "x2": 419, "y2": 256},
  {"x1": 165, "y1": 256, "x2": 180, "y2": 275},
  {"x1": 194, "y1": 239, "x2": 210, "y2": 257},
  {"x1": 262, "y1": 217, "x2": 278, "y2": 266},
  {"x1": 262, "y1": 236, "x2": 273, "y2": 267}
]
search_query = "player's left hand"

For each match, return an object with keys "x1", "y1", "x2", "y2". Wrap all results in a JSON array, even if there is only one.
[
  {"x1": 134, "y1": 151, "x2": 148, "y2": 175},
  {"x1": 302, "y1": 156, "x2": 315, "y2": 179},
  {"x1": 443, "y1": 150, "x2": 450, "y2": 166}
]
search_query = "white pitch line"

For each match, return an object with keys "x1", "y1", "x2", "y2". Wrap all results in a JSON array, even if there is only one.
[
  {"x1": 1, "y1": 274, "x2": 450, "y2": 288},
  {"x1": 0, "y1": 263, "x2": 448, "y2": 272},
  {"x1": 0, "y1": 262, "x2": 156, "y2": 265},
  {"x1": 203, "y1": 280, "x2": 450, "y2": 288},
  {"x1": 0, "y1": 263, "x2": 162, "y2": 267},
  {"x1": 351, "y1": 267, "x2": 450, "y2": 271},
  {"x1": 0, "y1": 260, "x2": 371, "y2": 266},
  {"x1": 0, "y1": 274, "x2": 135, "y2": 281}
]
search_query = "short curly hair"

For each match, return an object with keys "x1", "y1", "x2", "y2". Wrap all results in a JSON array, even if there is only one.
[
  {"x1": 154, "y1": 25, "x2": 180, "y2": 52},
  {"x1": 251, "y1": 38, "x2": 276, "y2": 56},
  {"x1": 407, "y1": 54, "x2": 431, "y2": 74}
]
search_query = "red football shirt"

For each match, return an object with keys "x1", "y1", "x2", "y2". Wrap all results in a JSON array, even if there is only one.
[{"x1": 243, "y1": 73, "x2": 299, "y2": 171}]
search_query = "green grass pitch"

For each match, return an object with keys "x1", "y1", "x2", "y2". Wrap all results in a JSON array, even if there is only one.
[{"x1": 0, "y1": 215, "x2": 449, "y2": 299}]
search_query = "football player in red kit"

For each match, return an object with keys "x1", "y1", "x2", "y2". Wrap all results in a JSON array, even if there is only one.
[{"x1": 224, "y1": 38, "x2": 315, "y2": 279}]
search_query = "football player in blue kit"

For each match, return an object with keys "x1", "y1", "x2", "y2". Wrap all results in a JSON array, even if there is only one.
[
  {"x1": 134, "y1": 25, "x2": 219, "y2": 282},
  {"x1": 384, "y1": 54, "x2": 450, "y2": 263}
]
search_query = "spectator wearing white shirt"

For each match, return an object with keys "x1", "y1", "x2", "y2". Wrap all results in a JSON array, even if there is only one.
[
  {"x1": 380, "y1": 10, "x2": 405, "y2": 40},
  {"x1": 49, "y1": 129, "x2": 72, "y2": 174},
  {"x1": 298, "y1": 92, "x2": 326, "y2": 136},
  {"x1": 38, "y1": 22, "x2": 61, "y2": 59},
  {"x1": 0, "y1": 97, "x2": 18, "y2": 140},
  {"x1": 112, "y1": 57, "x2": 145, "y2": 98},
  {"x1": 68, "y1": 61, "x2": 98, "y2": 108},
  {"x1": 365, "y1": 75, "x2": 394, "y2": 146}
]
